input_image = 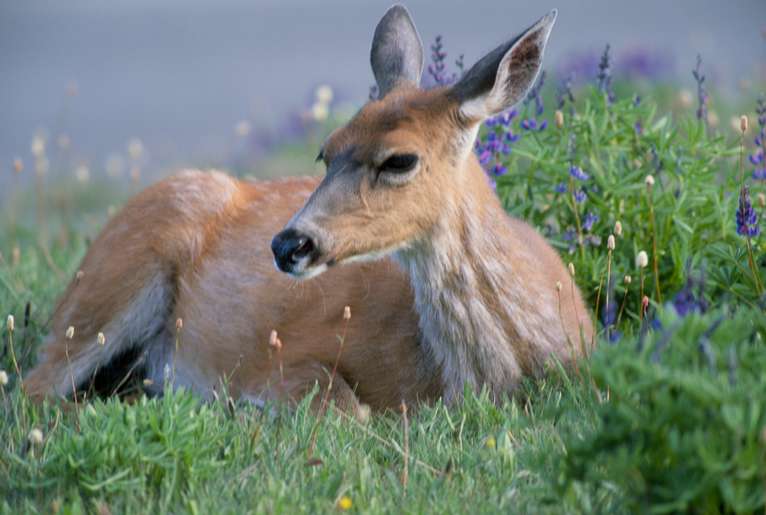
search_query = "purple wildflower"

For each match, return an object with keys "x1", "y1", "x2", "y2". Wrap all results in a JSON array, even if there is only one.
[
  {"x1": 750, "y1": 95, "x2": 766, "y2": 179},
  {"x1": 692, "y1": 55, "x2": 708, "y2": 123},
  {"x1": 596, "y1": 44, "x2": 615, "y2": 104},
  {"x1": 520, "y1": 71, "x2": 547, "y2": 130},
  {"x1": 556, "y1": 73, "x2": 575, "y2": 110},
  {"x1": 672, "y1": 269, "x2": 708, "y2": 316},
  {"x1": 524, "y1": 70, "x2": 546, "y2": 114},
  {"x1": 602, "y1": 276, "x2": 620, "y2": 343},
  {"x1": 554, "y1": 182, "x2": 568, "y2": 193},
  {"x1": 736, "y1": 186, "x2": 760, "y2": 237},
  {"x1": 569, "y1": 165, "x2": 590, "y2": 181},
  {"x1": 634, "y1": 121, "x2": 643, "y2": 135},
  {"x1": 491, "y1": 164, "x2": 508, "y2": 176},
  {"x1": 574, "y1": 189, "x2": 586, "y2": 203},
  {"x1": 425, "y1": 36, "x2": 458, "y2": 87},
  {"x1": 583, "y1": 212, "x2": 599, "y2": 232}
]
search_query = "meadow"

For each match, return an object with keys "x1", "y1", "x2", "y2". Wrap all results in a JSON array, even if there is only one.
[{"x1": 1, "y1": 42, "x2": 765, "y2": 513}]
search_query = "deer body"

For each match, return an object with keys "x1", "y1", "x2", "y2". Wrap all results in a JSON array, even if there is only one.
[{"x1": 25, "y1": 6, "x2": 592, "y2": 416}]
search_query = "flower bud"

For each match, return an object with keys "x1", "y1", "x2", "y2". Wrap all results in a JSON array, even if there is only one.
[
  {"x1": 6, "y1": 315, "x2": 14, "y2": 332},
  {"x1": 269, "y1": 329, "x2": 282, "y2": 351},
  {"x1": 645, "y1": 174, "x2": 655, "y2": 189},
  {"x1": 636, "y1": 251, "x2": 649, "y2": 269},
  {"x1": 97, "y1": 332, "x2": 106, "y2": 346},
  {"x1": 28, "y1": 428, "x2": 44, "y2": 445},
  {"x1": 614, "y1": 221, "x2": 623, "y2": 237},
  {"x1": 740, "y1": 115, "x2": 749, "y2": 133},
  {"x1": 758, "y1": 192, "x2": 766, "y2": 208},
  {"x1": 568, "y1": 263, "x2": 575, "y2": 277},
  {"x1": 642, "y1": 295, "x2": 650, "y2": 310},
  {"x1": 554, "y1": 110, "x2": 564, "y2": 128},
  {"x1": 75, "y1": 270, "x2": 84, "y2": 281},
  {"x1": 555, "y1": 281, "x2": 562, "y2": 292},
  {"x1": 343, "y1": 306, "x2": 351, "y2": 321},
  {"x1": 623, "y1": 275, "x2": 632, "y2": 285},
  {"x1": 65, "y1": 326, "x2": 75, "y2": 340},
  {"x1": 607, "y1": 234, "x2": 616, "y2": 251},
  {"x1": 175, "y1": 318, "x2": 183, "y2": 331},
  {"x1": 0, "y1": 370, "x2": 8, "y2": 386}
]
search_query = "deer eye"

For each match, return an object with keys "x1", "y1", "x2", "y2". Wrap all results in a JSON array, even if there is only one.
[{"x1": 379, "y1": 153, "x2": 418, "y2": 174}]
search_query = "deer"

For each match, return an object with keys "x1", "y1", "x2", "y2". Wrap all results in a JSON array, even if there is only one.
[{"x1": 24, "y1": 6, "x2": 592, "y2": 419}]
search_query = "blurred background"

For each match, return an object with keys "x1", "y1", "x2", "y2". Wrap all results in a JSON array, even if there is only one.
[{"x1": 1, "y1": 0, "x2": 765, "y2": 193}]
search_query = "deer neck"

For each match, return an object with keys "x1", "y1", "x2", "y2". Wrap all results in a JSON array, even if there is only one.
[{"x1": 395, "y1": 160, "x2": 549, "y2": 403}]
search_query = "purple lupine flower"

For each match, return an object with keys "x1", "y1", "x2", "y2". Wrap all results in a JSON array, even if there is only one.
[
  {"x1": 478, "y1": 150, "x2": 492, "y2": 165},
  {"x1": 596, "y1": 44, "x2": 615, "y2": 104},
  {"x1": 583, "y1": 212, "x2": 599, "y2": 232},
  {"x1": 634, "y1": 121, "x2": 643, "y2": 135},
  {"x1": 672, "y1": 270, "x2": 708, "y2": 316},
  {"x1": 425, "y1": 35, "x2": 458, "y2": 87},
  {"x1": 574, "y1": 189, "x2": 586, "y2": 203},
  {"x1": 520, "y1": 119, "x2": 537, "y2": 131},
  {"x1": 455, "y1": 54, "x2": 465, "y2": 76},
  {"x1": 569, "y1": 165, "x2": 590, "y2": 181},
  {"x1": 750, "y1": 96, "x2": 766, "y2": 179},
  {"x1": 504, "y1": 131, "x2": 519, "y2": 143},
  {"x1": 633, "y1": 94, "x2": 642, "y2": 107},
  {"x1": 491, "y1": 164, "x2": 508, "y2": 176},
  {"x1": 524, "y1": 70, "x2": 546, "y2": 116},
  {"x1": 736, "y1": 186, "x2": 760, "y2": 237},
  {"x1": 499, "y1": 109, "x2": 517, "y2": 126},
  {"x1": 602, "y1": 277, "x2": 621, "y2": 343},
  {"x1": 692, "y1": 55, "x2": 708, "y2": 123},
  {"x1": 556, "y1": 73, "x2": 575, "y2": 110},
  {"x1": 554, "y1": 182, "x2": 568, "y2": 193}
]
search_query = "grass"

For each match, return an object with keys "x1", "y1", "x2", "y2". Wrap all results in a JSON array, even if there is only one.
[{"x1": 2, "y1": 69, "x2": 766, "y2": 512}]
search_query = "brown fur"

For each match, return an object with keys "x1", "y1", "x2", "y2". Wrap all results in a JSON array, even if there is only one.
[{"x1": 25, "y1": 10, "x2": 592, "y2": 415}]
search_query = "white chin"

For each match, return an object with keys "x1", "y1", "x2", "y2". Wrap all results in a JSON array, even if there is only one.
[
  {"x1": 341, "y1": 244, "x2": 408, "y2": 265},
  {"x1": 288, "y1": 263, "x2": 328, "y2": 280}
]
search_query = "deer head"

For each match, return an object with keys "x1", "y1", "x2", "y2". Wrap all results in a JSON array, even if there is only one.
[{"x1": 272, "y1": 5, "x2": 557, "y2": 278}]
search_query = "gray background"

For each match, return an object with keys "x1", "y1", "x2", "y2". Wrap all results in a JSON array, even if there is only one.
[{"x1": 1, "y1": 0, "x2": 764, "y2": 182}]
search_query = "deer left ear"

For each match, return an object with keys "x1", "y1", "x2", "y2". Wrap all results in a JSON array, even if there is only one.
[
  {"x1": 370, "y1": 5, "x2": 424, "y2": 98},
  {"x1": 451, "y1": 10, "x2": 557, "y2": 122}
]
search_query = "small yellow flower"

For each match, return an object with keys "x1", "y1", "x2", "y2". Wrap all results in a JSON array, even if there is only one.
[
  {"x1": 338, "y1": 495, "x2": 352, "y2": 510},
  {"x1": 485, "y1": 436, "x2": 496, "y2": 449}
]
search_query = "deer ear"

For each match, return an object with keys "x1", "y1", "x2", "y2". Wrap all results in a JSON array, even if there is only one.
[
  {"x1": 451, "y1": 10, "x2": 557, "y2": 121},
  {"x1": 370, "y1": 5, "x2": 424, "y2": 98}
]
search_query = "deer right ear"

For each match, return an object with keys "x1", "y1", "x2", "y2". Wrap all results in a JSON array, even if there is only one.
[
  {"x1": 370, "y1": 5, "x2": 424, "y2": 98},
  {"x1": 451, "y1": 10, "x2": 557, "y2": 122}
]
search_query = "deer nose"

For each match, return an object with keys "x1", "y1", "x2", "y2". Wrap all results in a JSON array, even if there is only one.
[{"x1": 271, "y1": 228, "x2": 319, "y2": 273}]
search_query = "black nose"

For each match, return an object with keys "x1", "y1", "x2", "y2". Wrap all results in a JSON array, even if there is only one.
[{"x1": 271, "y1": 228, "x2": 318, "y2": 272}]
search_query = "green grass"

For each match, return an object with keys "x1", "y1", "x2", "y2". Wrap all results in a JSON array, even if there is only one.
[{"x1": 2, "y1": 81, "x2": 766, "y2": 513}]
